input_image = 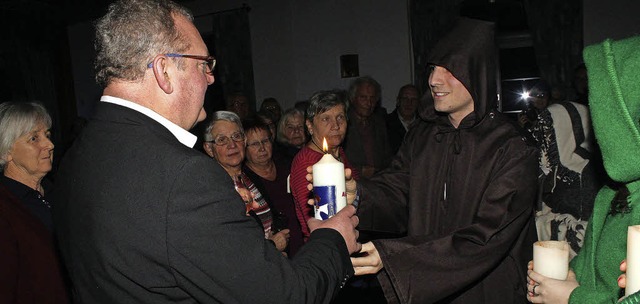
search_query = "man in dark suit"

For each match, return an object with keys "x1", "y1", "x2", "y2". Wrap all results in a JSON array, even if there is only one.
[
  {"x1": 386, "y1": 84, "x2": 420, "y2": 155},
  {"x1": 52, "y1": 0, "x2": 360, "y2": 303},
  {"x1": 343, "y1": 76, "x2": 392, "y2": 178}
]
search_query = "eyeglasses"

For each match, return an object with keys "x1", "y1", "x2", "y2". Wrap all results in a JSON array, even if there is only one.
[
  {"x1": 207, "y1": 132, "x2": 244, "y2": 146},
  {"x1": 247, "y1": 138, "x2": 271, "y2": 149},
  {"x1": 147, "y1": 53, "x2": 216, "y2": 75}
]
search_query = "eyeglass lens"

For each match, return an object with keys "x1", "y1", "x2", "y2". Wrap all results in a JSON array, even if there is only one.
[
  {"x1": 248, "y1": 138, "x2": 271, "y2": 148},
  {"x1": 214, "y1": 132, "x2": 244, "y2": 146}
]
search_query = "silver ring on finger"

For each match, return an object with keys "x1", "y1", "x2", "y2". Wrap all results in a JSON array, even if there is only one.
[{"x1": 532, "y1": 284, "x2": 538, "y2": 295}]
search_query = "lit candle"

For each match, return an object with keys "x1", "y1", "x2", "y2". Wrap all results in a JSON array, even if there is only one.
[
  {"x1": 626, "y1": 225, "x2": 640, "y2": 296},
  {"x1": 533, "y1": 240, "x2": 569, "y2": 280},
  {"x1": 312, "y1": 138, "x2": 346, "y2": 220}
]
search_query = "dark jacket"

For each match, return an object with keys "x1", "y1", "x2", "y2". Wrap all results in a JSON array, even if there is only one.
[
  {"x1": 344, "y1": 107, "x2": 392, "y2": 175},
  {"x1": 386, "y1": 109, "x2": 413, "y2": 155},
  {"x1": 0, "y1": 184, "x2": 68, "y2": 304},
  {"x1": 53, "y1": 102, "x2": 352, "y2": 303},
  {"x1": 356, "y1": 18, "x2": 538, "y2": 303}
]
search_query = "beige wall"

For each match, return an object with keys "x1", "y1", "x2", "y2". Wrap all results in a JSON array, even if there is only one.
[{"x1": 187, "y1": 0, "x2": 412, "y2": 111}]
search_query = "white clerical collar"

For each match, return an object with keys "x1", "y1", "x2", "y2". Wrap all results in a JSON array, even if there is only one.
[{"x1": 100, "y1": 95, "x2": 197, "y2": 148}]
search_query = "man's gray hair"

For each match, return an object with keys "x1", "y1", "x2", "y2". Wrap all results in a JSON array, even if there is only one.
[
  {"x1": 348, "y1": 76, "x2": 381, "y2": 103},
  {"x1": 203, "y1": 111, "x2": 243, "y2": 142},
  {"x1": 94, "y1": 0, "x2": 194, "y2": 87},
  {"x1": 276, "y1": 107, "x2": 304, "y2": 145},
  {"x1": 0, "y1": 102, "x2": 52, "y2": 169},
  {"x1": 306, "y1": 90, "x2": 348, "y2": 122}
]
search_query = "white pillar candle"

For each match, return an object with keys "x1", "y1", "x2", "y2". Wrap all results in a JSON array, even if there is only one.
[
  {"x1": 626, "y1": 225, "x2": 640, "y2": 296},
  {"x1": 533, "y1": 241, "x2": 569, "y2": 280},
  {"x1": 312, "y1": 153, "x2": 346, "y2": 220}
]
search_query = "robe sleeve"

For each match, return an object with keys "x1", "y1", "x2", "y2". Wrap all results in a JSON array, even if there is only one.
[{"x1": 359, "y1": 138, "x2": 538, "y2": 303}]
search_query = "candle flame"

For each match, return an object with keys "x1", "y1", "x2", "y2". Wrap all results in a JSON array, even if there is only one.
[{"x1": 322, "y1": 137, "x2": 328, "y2": 152}]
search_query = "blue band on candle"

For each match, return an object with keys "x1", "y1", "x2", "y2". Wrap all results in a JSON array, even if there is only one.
[{"x1": 314, "y1": 185, "x2": 338, "y2": 220}]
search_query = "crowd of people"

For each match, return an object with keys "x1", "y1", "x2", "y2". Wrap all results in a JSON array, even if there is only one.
[{"x1": 1, "y1": 0, "x2": 639, "y2": 303}]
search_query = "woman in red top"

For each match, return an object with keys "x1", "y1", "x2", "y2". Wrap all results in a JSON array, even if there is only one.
[{"x1": 290, "y1": 90, "x2": 358, "y2": 242}]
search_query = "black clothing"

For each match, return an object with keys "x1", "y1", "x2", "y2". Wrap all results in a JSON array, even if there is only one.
[
  {"x1": 53, "y1": 102, "x2": 352, "y2": 303},
  {"x1": 0, "y1": 175, "x2": 53, "y2": 232}
]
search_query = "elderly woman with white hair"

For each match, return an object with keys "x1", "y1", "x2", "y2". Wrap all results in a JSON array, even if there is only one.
[
  {"x1": 203, "y1": 111, "x2": 290, "y2": 253},
  {"x1": 0, "y1": 101, "x2": 68, "y2": 303},
  {"x1": 274, "y1": 108, "x2": 307, "y2": 160}
]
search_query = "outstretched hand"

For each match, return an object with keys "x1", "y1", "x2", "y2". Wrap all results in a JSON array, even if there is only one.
[{"x1": 351, "y1": 242, "x2": 383, "y2": 275}]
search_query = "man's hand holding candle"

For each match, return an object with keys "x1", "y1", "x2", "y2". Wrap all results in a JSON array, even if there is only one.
[{"x1": 307, "y1": 205, "x2": 361, "y2": 254}]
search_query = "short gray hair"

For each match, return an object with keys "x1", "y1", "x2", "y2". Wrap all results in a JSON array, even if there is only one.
[
  {"x1": 94, "y1": 0, "x2": 194, "y2": 87},
  {"x1": 0, "y1": 102, "x2": 52, "y2": 169},
  {"x1": 348, "y1": 76, "x2": 381, "y2": 103},
  {"x1": 276, "y1": 107, "x2": 304, "y2": 145},
  {"x1": 203, "y1": 111, "x2": 243, "y2": 142},
  {"x1": 306, "y1": 90, "x2": 348, "y2": 123}
]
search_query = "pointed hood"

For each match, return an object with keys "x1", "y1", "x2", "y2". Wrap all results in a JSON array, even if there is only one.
[
  {"x1": 419, "y1": 18, "x2": 497, "y2": 127},
  {"x1": 583, "y1": 36, "x2": 640, "y2": 183}
]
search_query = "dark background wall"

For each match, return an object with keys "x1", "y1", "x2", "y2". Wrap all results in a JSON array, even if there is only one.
[{"x1": 2, "y1": 0, "x2": 640, "y2": 156}]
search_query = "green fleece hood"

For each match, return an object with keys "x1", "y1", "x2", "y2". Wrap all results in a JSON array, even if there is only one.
[{"x1": 583, "y1": 36, "x2": 640, "y2": 183}]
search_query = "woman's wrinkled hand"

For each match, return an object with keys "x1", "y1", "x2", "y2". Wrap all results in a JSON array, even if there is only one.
[{"x1": 269, "y1": 229, "x2": 290, "y2": 252}]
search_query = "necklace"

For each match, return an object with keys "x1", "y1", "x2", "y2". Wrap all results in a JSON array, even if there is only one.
[
  {"x1": 36, "y1": 193, "x2": 51, "y2": 209},
  {"x1": 311, "y1": 139, "x2": 341, "y2": 161}
]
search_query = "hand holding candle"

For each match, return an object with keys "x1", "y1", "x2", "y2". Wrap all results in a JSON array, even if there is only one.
[
  {"x1": 533, "y1": 240, "x2": 569, "y2": 280},
  {"x1": 626, "y1": 225, "x2": 640, "y2": 296},
  {"x1": 312, "y1": 138, "x2": 346, "y2": 220}
]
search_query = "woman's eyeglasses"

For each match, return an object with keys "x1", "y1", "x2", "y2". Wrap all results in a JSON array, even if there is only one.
[{"x1": 207, "y1": 132, "x2": 244, "y2": 146}]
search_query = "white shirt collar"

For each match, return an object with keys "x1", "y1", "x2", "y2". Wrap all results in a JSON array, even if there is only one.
[
  {"x1": 397, "y1": 111, "x2": 416, "y2": 131},
  {"x1": 100, "y1": 95, "x2": 197, "y2": 148}
]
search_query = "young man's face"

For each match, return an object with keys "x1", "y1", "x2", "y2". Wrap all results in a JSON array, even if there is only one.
[{"x1": 428, "y1": 65, "x2": 474, "y2": 127}]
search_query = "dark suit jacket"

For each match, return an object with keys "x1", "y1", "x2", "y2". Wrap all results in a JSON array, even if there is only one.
[
  {"x1": 0, "y1": 184, "x2": 68, "y2": 304},
  {"x1": 343, "y1": 108, "x2": 392, "y2": 174},
  {"x1": 385, "y1": 109, "x2": 407, "y2": 155},
  {"x1": 53, "y1": 102, "x2": 352, "y2": 303}
]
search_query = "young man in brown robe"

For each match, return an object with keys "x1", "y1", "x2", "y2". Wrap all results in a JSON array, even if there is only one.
[{"x1": 348, "y1": 18, "x2": 538, "y2": 303}]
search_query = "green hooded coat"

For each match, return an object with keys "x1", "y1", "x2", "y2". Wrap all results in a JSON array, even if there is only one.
[{"x1": 570, "y1": 35, "x2": 640, "y2": 303}]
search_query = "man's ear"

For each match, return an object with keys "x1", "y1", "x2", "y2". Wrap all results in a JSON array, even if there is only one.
[{"x1": 151, "y1": 55, "x2": 173, "y2": 94}]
